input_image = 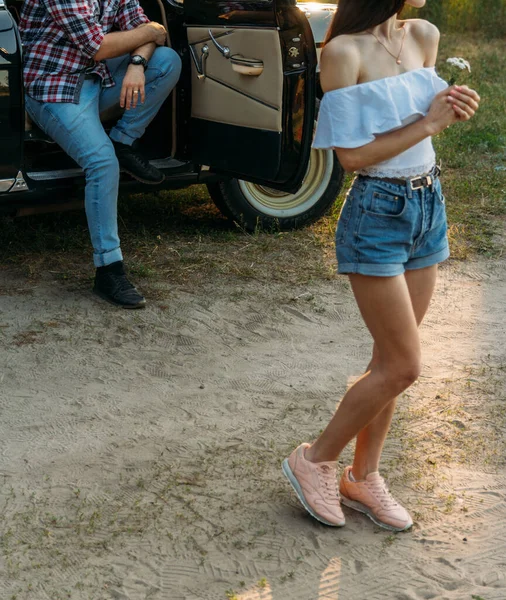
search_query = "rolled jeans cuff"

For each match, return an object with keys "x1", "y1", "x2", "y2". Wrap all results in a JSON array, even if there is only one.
[
  {"x1": 109, "y1": 129, "x2": 136, "y2": 147},
  {"x1": 94, "y1": 247, "x2": 123, "y2": 267}
]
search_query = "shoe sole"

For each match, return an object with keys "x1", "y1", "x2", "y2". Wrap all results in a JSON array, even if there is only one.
[
  {"x1": 93, "y1": 288, "x2": 146, "y2": 309},
  {"x1": 121, "y1": 168, "x2": 165, "y2": 185},
  {"x1": 282, "y1": 459, "x2": 345, "y2": 527},
  {"x1": 340, "y1": 494, "x2": 412, "y2": 532}
]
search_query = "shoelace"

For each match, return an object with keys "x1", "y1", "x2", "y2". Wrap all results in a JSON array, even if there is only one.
[
  {"x1": 366, "y1": 476, "x2": 399, "y2": 509},
  {"x1": 108, "y1": 272, "x2": 136, "y2": 293},
  {"x1": 316, "y1": 464, "x2": 340, "y2": 504},
  {"x1": 130, "y1": 150, "x2": 153, "y2": 170}
]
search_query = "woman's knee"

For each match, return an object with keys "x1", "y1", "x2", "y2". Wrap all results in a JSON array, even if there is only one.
[{"x1": 382, "y1": 356, "x2": 421, "y2": 393}]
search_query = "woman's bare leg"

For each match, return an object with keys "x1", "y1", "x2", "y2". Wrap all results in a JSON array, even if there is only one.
[
  {"x1": 351, "y1": 265, "x2": 438, "y2": 479},
  {"x1": 305, "y1": 268, "x2": 435, "y2": 464}
]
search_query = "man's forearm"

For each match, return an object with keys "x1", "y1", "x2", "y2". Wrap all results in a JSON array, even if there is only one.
[
  {"x1": 131, "y1": 41, "x2": 157, "y2": 62},
  {"x1": 94, "y1": 25, "x2": 156, "y2": 61}
]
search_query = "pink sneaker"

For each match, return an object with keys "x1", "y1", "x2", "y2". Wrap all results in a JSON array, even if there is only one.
[
  {"x1": 282, "y1": 443, "x2": 345, "y2": 527},
  {"x1": 339, "y1": 466, "x2": 413, "y2": 532}
]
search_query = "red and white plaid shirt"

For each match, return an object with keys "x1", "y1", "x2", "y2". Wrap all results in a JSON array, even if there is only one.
[{"x1": 19, "y1": 0, "x2": 150, "y2": 103}]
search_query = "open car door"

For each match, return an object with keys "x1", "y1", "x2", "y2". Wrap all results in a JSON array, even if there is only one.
[
  {"x1": 0, "y1": 2, "x2": 25, "y2": 196},
  {"x1": 184, "y1": 0, "x2": 317, "y2": 194}
]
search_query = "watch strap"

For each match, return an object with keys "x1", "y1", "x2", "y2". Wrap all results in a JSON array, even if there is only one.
[{"x1": 129, "y1": 55, "x2": 148, "y2": 70}]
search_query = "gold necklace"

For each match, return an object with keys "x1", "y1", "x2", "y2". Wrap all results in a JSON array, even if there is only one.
[{"x1": 368, "y1": 25, "x2": 406, "y2": 65}]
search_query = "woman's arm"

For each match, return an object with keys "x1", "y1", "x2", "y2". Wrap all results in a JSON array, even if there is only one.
[
  {"x1": 334, "y1": 103, "x2": 446, "y2": 172},
  {"x1": 334, "y1": 87, "x2": 479, "y2": 172},
  {"x1": 320, "y1": 32, "x2": 479, "y2": 173}
]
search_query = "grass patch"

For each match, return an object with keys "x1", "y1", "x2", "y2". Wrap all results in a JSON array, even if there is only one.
[
  {"x1": 0, "y1": 35, "x2": 505, "y2": 283},
  {"x1": 404, "y1": 0, "x2": 506, "y2": 37}
]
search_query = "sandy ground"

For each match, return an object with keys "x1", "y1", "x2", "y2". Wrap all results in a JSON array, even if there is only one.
[{"x1": 1, "y1": 257, "x2": 505, "y2": 600}]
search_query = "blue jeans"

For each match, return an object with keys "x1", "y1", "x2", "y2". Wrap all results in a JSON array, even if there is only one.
[
  {"x1": 335, "y1": 175, "x2": 450, "y2": 276},
  {"x1": 25, "y1": 47, "x2": 181, "y2": 267}
]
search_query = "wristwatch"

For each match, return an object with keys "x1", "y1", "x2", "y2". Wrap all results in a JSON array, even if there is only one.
[{"x1": 129, "y1": 55, "x2": 148, "y2": 70}]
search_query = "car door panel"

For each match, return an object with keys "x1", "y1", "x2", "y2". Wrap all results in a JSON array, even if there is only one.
[
  {"x1": 188, "y1": 27, "x2": 282, "y2": 132},
  {"x1": 184, "y1": 0, "x2": 316, "y2": 193}
]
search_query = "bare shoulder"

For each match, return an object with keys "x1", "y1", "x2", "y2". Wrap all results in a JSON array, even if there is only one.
[
  {"x1": 404, "y1": 18, "x2": 440, "y2": 66},
  {"x1": 320, "y1": 35, "x2": 361, "y2": 93},
  {"x1": 406, "y1": 18, "x2": 440, "y2": 45}
]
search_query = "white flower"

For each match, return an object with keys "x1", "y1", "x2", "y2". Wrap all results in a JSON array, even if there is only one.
[{"x1": 446, "y1": 57, "x2": 472, "y2": 73}]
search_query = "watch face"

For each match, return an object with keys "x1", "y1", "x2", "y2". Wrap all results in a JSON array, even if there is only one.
[{"x1": 130, "y1": 56, "x2": 146, "y2": 67}]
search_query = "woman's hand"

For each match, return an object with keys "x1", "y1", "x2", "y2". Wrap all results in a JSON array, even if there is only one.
[
  {"x1": 120, "y1": 64, "x2": 146, "y2": 110},
  {"x1": 423, "y1": 85, "x2": 479, "y2": 135},
  {"x1": 447, "y1": 85, "x2": 480, "y2": 121}
]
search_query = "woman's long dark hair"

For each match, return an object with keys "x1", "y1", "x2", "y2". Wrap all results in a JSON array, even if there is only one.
[{"x1": 324, "y1": 0, "x2": 406, "y2": 44}]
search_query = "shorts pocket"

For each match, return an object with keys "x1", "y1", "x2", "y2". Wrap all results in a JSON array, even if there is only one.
[
  {"x1": 434, "y1": 178, "x2": 446, "y2": 205},
  {"x1": 365, "y1": 190, "x2": 407, "y2": 218},
  {"x1": 335, "y1": 190, "x2": 354, "y2": 245},
  {"x1": 428, "y1": 179, "x2": 448, "y2": 232}
]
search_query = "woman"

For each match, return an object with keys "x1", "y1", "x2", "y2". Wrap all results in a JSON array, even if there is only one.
[{"x1": 282, "y1": 0, "x2": 480, "y2": 531}]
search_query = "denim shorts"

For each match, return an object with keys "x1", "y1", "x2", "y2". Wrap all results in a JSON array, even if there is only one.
[{"x1": 335, "y1": 175, "x2": 450, "y2": 276}]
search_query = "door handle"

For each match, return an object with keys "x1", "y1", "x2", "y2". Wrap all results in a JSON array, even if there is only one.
[
  {"x1": 189, "y1": 43, "x2": 209, "y2": 79},
  {"x1": 230, "y1": 55, "x2": 264, "y2": 76},
  {"x1": 207, "y1": 30, "x2": 263, "y2": 76},
  {"x1": 208, "y1": 30, "x2": 231, "y2": 58}
]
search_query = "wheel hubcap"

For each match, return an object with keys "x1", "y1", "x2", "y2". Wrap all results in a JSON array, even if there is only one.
[{"x1": 238, "y1": 147, "x2": 334, "y2": 218}]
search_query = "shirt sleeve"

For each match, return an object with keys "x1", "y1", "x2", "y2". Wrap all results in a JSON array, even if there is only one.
[
  {"x1": 115, "y1": 0, "x2": 150, "y2": 32},
  {"x1": 42, "y1": 0, "x2": 104, "y2": 59}
]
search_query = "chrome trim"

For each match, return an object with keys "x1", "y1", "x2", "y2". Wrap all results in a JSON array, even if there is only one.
[
  {"x1": 189, "y1": 43, "x2": 209, "y2": 80},
  {"x1": 208, "y1": 29, "x2": 231, "y2": 58},
  {"x1": 27, "y1": 158, "x2": 185, "y2": 181},
  {"x1": 149, "y1": 157, "x2": 187, "y2": 169},
  {"x1": 27, "y1": 167, "x2": 83, "y2": 181},
  {"x1": 0, "y1": 178, "x2": 15, "y2": 192},
  {"x1": 230, "y1": 55, "x2": 263, "y2": 68},
  {"x1": 10, "y1": 172, "x2": 29, "y2": 192},
  {"x1": 164, "y1": 0, "x2": 183, "y2": 8},
  {"x1": 188, "y1": 25, "x2": 279, "y2": 31},
  {"x1": 190, "y1": 30, "x2": 234, "y2": 46}
]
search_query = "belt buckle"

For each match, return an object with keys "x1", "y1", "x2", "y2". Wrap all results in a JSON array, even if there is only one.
[{"x1": 410, "y1": 174, "x2": 433, "y2": 190}]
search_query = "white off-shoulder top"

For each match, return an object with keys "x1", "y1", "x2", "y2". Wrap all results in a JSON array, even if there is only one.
[{"x1": 313, "y1": 67, "x2": 448, "y2": 178}]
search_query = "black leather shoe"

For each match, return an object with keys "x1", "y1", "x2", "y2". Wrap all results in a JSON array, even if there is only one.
[
  {"x1": 93, "y1": 261, "x2": 146, "y2": 309},
  {"x1": 112, "y1": 141, "x2": 165, "y2": 185}
]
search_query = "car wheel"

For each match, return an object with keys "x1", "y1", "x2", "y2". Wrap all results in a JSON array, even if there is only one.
[{"x1": 207, "y1": 127, "x2": 344, "y2": 232}]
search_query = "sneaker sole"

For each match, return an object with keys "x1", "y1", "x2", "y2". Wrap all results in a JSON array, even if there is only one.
[
  {"x1": 93, "y1": 288, "x2": 146, "y2": 309},
  {"x1": 340, "y1": 494, "x2": 412, "y2": 532},
  {"x1": 282, "y1": 459, "x2": 345, "y2": 527},
  {"x1": 121, "y1": 168, "x2": 165, "y2": 185}
]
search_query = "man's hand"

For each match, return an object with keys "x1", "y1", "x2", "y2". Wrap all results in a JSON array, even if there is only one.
[
  {"x1": 94, "y1": 23, "x2": 166, "y2": 62},
  {"x1": 140, "y1": 21, "x2": 167, "y2": 46},
  {"x1": 120, "y1": 64, "x2": 145, "y2": 110}
]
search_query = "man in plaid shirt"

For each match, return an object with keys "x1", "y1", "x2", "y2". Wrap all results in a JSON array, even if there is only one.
[{"x1": 20, "y1": 0, "x2": 181, "y2": 308}]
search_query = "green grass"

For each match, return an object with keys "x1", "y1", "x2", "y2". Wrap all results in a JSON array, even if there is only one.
[
  {"x1": 1, "y1": 34, "x2": 505, "y2": 283},
  {"x1": 434, "y1": 34, "x2": 506, "y2": 258},
  {"x1": 404, "y1": 0, "x2": 506, "y2": 37}
]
